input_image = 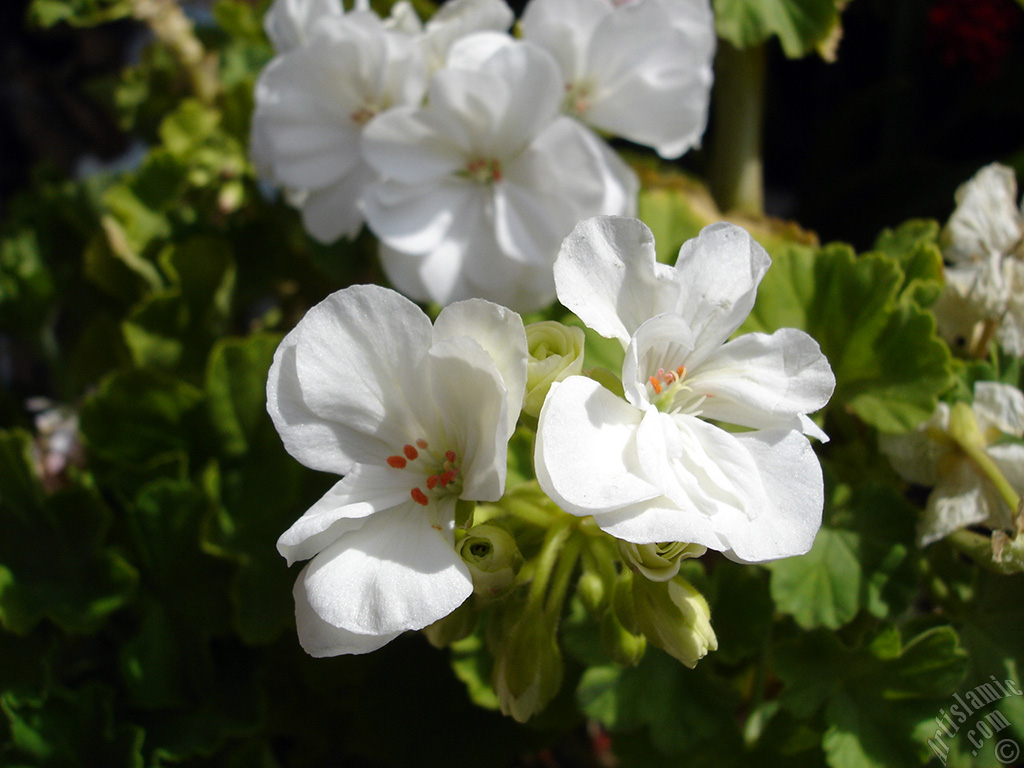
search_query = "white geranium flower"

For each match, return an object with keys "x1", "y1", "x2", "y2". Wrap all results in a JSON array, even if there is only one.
[
  {"x1": 520, "y1": 0, "x2": 714, "y2": 159},
  {"x1": 535, "y1": 217, "x2": 835, "y2": 563},
  {"x1": 880, "y1": 381, "x2": 1024, "y2": 546},
  {"x1": 361, "y1": 33, "x2": 638, "y2": 312},
  {"x1": 268, "y1": 284, "x2": 527, "y2": 656},
  {"x1": 252, "y1": 12, "x2": 427, "y2": 243},
  {"x1": 935, "y1": 163, "x2": 1024, "y2": 356}
]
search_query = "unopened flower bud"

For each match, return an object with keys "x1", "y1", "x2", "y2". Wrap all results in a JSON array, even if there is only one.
[
  {"x1": 632, "y1": 576, "x2": 717, "y2": 668},
  {"x1": 422, "y1": 596, "x2": 478, "y2": 648},
  {"x1": 600, "y1": 569, "x2": 646, "y2": 665},
  {"x1": 523, "y1": 321, "x2": 585, "y2": 418},
  {"x1": 618, "y1": 540, "x2": 706, "y2": 582},
  {"x1": 456, "y1": 524, "x2": 523, "y2": 597},
  {"x1": 493, "y1": 608, "x2": 563, "y2": 722}
]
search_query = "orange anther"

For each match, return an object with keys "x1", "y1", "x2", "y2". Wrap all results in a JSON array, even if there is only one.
[
  {"x1": 416, "y1": 439, "x2": 429, "y2": 449},
  {"x1": 403, "y1": 444, "x2": 418, "y2": 460},
  {"x1": 426, "y1": 475, "x2": 440, "y2": 490},
  {"x1": 387, "y1": 456, "x2": 407, "y2": 469},
  {"x1": 649, "y1": 376, "x2": 662, "y2": 395},
  {"x1": 411, "y1": 488, "x2": 429, "y2": 506},
  {"x1": 445, "y1": 450, "x2": 457, "y2": 463},
  {"x1": 439, "y1": 470, "x2": 456, "y2": 488}
]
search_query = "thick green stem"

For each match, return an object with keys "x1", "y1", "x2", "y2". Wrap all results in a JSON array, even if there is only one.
[{"x1": 709, "y1": 42, "x2": 766, "y2": 216}]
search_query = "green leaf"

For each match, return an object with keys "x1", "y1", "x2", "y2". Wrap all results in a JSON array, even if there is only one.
[
  {"x1": 713, "y1": 0, "x2": 840, "y2": 58},
  {"x1": 79, "y1": 368, "x2": 204, "y2": 497},
  {"x1": 205, "y1": 333, "x2": 282, "y2": 457},
  {"x1": 773, "y1": 627, "x2": 969, "y2": 768},
  {"x1": 741, "y1": 242, "x2": 954, "y2": 433},
  {"x1": 767, "y1": 482, "x2": 917, "y2": 630},
  {"x1": 123, "y1": 236, "x2": 237, "y2": 370},
  {"x1": 1, "y1": 684, "x2": 144, "y2": 767},
  {"x1": 0, "y1": 431, "x2": 138, "y2": 634},
  {"x1": 577, "y1": 649, "x2": 741, "y2": 755},
  {"x1": 27, "y1": 0, "x2": 132, "y2": 27}
]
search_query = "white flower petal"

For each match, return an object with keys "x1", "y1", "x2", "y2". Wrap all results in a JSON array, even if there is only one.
[
  {"x1": 581, "y1": 1, "x2": 712, "y2": 158},
  {"x1": 672, "y1": 222, "x2": 772, "y2": 364},
  {"x1": 636, "y1": 411, "x2": 764, "y2": 521},
  {"x1": 689, "y1": 328, "x2": 835, "y2": 429},
  {"x1": 276, "y1": 467, "x2": 412, "y2": 565},
  {"x1": 423, "y1": 337, "x2": 510, "y2": 501},
  {"x1": 944, "y1": 163, "x2": 1023, "y2": 264},
  {"x1": 919, "y1": 463, "x2": 992, "y2": 546},
  {"x1": 973, "y1": 380, "x2": 1024, "y2": 438},
  {"x1": 363, "y1": 178, "x2": 479, "y2": 254},
  {"x1": 298, "y1": 160, "x2": 377, "y2": 243},
  {"x1": 291, "y1": 284, "x2": 433, "y2": 443},
  {"x1": 434, "y1": 299, "x2": 528, "y2": 437},
  {"x1": 421, "y1": 0, "x2": 514, "y2": 72},
  {"x1": 361, "y1": 106, "x2": 467, "y2": 185},
  {"x1": 303, "y1": 501, "x2": 472, "y2": 635},
  {"x1": 293, "y1": 569, "x2": 401, "y2": 657},
  {"x1": 264, "y1": 0, "x2": 343, "y2": 54},
  {"x1": 536, "y1": 376, "x2": 661, "y2": 514},
  {"x1": 267, "y1": 324, "x2": 388, "y2": 474},
  {"x1": 378, "y1": 242, "x2": 472, "y2": 307},
  {"x1": 554, "y1": 216, "x2": 680, "y2": 345},
  {"x1": 715, "y1": 429, "x2": 824, "y2": 562}
]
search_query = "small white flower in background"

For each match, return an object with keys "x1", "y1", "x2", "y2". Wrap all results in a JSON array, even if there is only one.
[
  {"x1": 536, "y1": 217, "x2": 835, "y2": 563},
  {"x1": 520, "y1": 0, "x2": 715, "y2": 159},
  {"x1": 362, "y1": 33, "x2": 638, "y2": 312},
  {"x1": 412, "y1": 0, "x2": 515, "y2": 73},
  {"x1": 934, "y1": 163, "x2": 1024, "y2": 356},
  {"x1": 252, "y1": 12, "x2": 428, "y2": 243},
  {"x1": 267, "y1": 284, "x2": 527, "y2": 656},
  {"x1": 880, "y1": 381, "x2": 1024, "y2": 547}
]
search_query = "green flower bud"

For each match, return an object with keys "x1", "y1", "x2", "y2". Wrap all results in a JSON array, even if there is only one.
[
  {"x1": 493, "y1": 608, "x2": 563, "y2": 722},
  {"x1": 618, "y1": 540, "x2": 707, "y2": 582},
  {"x1": 632, "y1": 576, "x2": 717, "y2": 668},
  {"x1": 456, "y1": 524, "x2": 523, "y2": 597},
  {"x1": 422, "y1": 596, "x2": 478, "y2": 648},
  {"x1": 601, "y1": 605, "x2": 646, "y2": 666},
  {"x1": 524, "y1": 321, "x2": 585, "y2": 418},
  {"x1": 600, "y1": 569, "x2": 646, "y2": 665}
]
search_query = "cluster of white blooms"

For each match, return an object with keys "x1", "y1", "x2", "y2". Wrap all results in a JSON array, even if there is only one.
[
  {"x1": 880, "y1": 382, "x2": 1024, "y2": 547},
  {"x1": 933, "y1": 163, "x2": 1024, "y2": 357},
  {"x1": 251, "y1": 0, "x2": 715, "y2": 311},
  {"x1": 267, "y1": 218, "x2": 835, "y2": 658}
]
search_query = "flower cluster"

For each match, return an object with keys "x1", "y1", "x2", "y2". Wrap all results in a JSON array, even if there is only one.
[
  {"x1": 251, "y1": 0, "x2": 715, "y2": 311},
  {"x1": 933, "y1": 162, "x2": 1024, "y2": 357},
  {"x1": 881, "y1": 381, "x2": 1024, "y2": 546},
  {"x1": 268, "y1": 216, "x2": 835, "y2": 719}
]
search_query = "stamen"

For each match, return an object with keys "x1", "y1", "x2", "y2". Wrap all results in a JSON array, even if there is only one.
[
  {"x1": 387, "y1": 455, "x2": 407, "y2": 468},
  {"x1": 439, "y1": 470, "x2": 456, "y2": 488},
  {"x1": 649, "y1": 376, "x2": 663, "y2": 395},
  {"x1": 403, "y1": 444, "x2": 418, "y2": 460},
  {"x1": 416, "y1": 439, "x2": 429, "y2": 449},
  {"x1": 445, "y1": 450, "x2": 457, "y2": 463},
  {"x1": 426, "y1": 475, "x2": 440, "y2": 490},
  {"x1": 411, "y1": 488, "x2": 429, "y2": 506}
]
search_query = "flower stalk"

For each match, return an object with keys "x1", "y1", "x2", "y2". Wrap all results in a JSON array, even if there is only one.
[{"x1": 709, "y1": 41, "x2": 766, "y2": 216}]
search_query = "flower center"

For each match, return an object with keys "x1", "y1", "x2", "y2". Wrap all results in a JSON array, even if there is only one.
[
  {"x1": 350, "y1": 107, "x2": 377, "y2": 127},
  {"x1": 564, "y1": 81, "x2": 593, "y2": 117},
  {"x1": 647, "y1": 366, "x2": 708, "y2": 415},
  {"x1": 462, "y1": 158, "x2": 503, "y2": 184},
  {"x1": 385, "y1": 438, "x2": 463, "y2": 506}
]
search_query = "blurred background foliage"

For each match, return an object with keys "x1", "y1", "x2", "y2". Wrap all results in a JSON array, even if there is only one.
[{"x1": 0, "y1": 0, "x2": 1023, "y2": 766}]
